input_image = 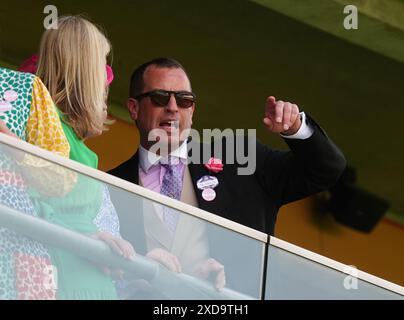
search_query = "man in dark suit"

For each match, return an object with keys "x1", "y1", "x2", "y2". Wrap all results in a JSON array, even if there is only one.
[{"x1": 108, "y1": 58, "x2": 346, "y2": 296}]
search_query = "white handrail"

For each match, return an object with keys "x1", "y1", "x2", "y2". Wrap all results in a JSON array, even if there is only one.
[
  {"x1": 0, "y1": 133, "x2": 267, "y2": 243},
  {"x1": 0, "y1": 203, "x2": 254, "y2": 300}
]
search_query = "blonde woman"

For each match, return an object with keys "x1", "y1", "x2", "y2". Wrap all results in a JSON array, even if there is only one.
[
  {"x1": 37, "y1": 15, "x2": 111, "y2": 150},
  {"x1": 22, "y1": 15, "x2": 135, "y2": 299}
]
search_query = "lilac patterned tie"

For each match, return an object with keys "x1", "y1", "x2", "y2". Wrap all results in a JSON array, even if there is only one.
[{"x1": 160, "y1": 157, "x2": 183, "y2": 232}]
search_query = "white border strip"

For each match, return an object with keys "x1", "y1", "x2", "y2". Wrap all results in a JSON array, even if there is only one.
[
  {"x1": 0, "y1": 134, "x2": 268, "y2": 243},
  {"x1": 269, "y1": 236, "x2": 404, "y2": 296}
]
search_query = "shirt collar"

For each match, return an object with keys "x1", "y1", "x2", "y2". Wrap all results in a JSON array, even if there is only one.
[{"x1": 139, "y1": 141, "x2": 188, "y2": 172}]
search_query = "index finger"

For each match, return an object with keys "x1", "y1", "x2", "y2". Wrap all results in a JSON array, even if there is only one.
[
  {"x1": 265, "y1": 96, "x2": 277, "y2": 117},
  {"x1": 267, "y1": 96, "x2": 276, "y2": 105}
]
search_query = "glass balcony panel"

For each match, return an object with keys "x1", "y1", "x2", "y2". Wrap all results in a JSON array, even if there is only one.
[
  {"x1": 0, "y1": 139, "x2": 265, "y2": 300},
  {"x1": 265, "y1": 242, "x2": 404, "y2": 300}
]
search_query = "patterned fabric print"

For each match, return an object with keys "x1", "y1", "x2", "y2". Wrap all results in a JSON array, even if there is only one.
[
  {"x1": 26, "y1": 77, "x2": 70, "y2": 158},
  {"x1": 0, "y1": 68, "x2": 69, "y2": 158},
  {"x1": 0, "y1": 69, "x2": 62, "y2": 300},
  {"x1": 14, "y1": 253, "x2": 56, "y2": 300},
  {"x1": 93, "y1": 184, "x2": 120, "y2": 237},
  {"x1": 0, "y1": 171, "x2": 26, "y2": 189},
  {"x1": 0, "y1": 183, "x2": 52, "y2": 300},
  {"x1": 0, "y1": 152, "x2": 53, "y2": 300},
  {"x1": 0, "y1": 68, "x2": 34, "y2": 139}
]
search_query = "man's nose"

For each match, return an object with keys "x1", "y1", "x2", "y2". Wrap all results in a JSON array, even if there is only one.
[{"x1": 166, "y1": 94, "x2": 179, "y2": 112}]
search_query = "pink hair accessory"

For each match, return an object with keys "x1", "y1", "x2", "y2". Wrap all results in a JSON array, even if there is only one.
[
  {"x1": 18, "y1": 54, "x2": 39, "y2": 74},
  {"x1": 106, "y1": 64, "x2": 114, "y2": 86},
  {"x1": 19, "y1": 54, "x2": 114, "y2": 86}
]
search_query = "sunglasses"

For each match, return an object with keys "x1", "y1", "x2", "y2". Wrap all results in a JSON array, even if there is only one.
[{"x1": 134, "y1": 89, "x2": 196, "y2": 109}]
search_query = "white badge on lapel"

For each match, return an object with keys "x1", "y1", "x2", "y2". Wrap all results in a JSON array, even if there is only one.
[
  {"x1": 197, "y1": 175, "x2": 219, "y2": 201},
  {"x1": 196, "y1": 175, "x2": 219, "y2": 190},
  {"x1": 202, "y1": 188, "x2": 216, "y2": 201}
]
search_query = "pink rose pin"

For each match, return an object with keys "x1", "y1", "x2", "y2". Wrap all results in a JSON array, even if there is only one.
[{"x1": 204, "y1": 157, "x2": 223, "y2": 173}]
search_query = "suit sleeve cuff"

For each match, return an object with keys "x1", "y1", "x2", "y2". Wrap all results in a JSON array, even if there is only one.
[{"x1": 280, "y1": 112, "x2": 314, "y2": 140}]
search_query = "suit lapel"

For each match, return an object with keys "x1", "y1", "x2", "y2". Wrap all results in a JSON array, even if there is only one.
[
  {"x1": 170, "y1": 213, "x2": 194, "y2": 256},
  {"x1": 143, "y1": 201, "x2": 175, "y2": 250},
  {"x1": 188, "y1": 161, "x2": 207, "y2": 209},
  {"x1": 127, "y1": 152, "x2": 139, "y2": 184}
]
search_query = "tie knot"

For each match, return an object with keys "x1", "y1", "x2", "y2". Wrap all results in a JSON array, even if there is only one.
[{"x1": 160, "y1": 156, "x2": 181, "y2": 169}]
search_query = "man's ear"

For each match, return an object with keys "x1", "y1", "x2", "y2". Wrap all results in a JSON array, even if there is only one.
[
  {"x1": 189, "y1": 104, "x2": 195, "y2": 126},
  {"x1": 127, "y1": 98, "x2": 139, "y2": 121}
]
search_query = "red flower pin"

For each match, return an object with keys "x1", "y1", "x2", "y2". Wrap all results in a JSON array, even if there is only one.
[{"x1": 204, "y1": 157, "x2": 223, "y2": 173}]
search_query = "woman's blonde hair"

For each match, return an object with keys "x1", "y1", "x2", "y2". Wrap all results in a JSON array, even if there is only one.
[{"x1": 37, "y1": 15, "x2": 111, "y2": 139}]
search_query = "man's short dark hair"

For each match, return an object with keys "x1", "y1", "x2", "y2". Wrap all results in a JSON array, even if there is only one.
[{"x1": 129, "y1": 58, "x2": 189, "y2": 98}]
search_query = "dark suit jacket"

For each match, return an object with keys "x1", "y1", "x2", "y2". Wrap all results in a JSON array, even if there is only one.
[
  {"x1": 109, "y1": 115, "x2": 345, "y2": 233},
  {"x1": 108, "y1": 115, "x2": 346, "y2": 295}
]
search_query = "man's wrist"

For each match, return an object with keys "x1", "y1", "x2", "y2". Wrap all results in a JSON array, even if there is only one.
[
  {"x1": 280, "y1": 112, "x2": 314, "y2": 140},
  {"x1": 281, "y1": 114, "x2": 302, "y2": 136}
]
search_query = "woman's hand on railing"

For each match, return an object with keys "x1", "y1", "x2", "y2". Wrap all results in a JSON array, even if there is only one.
[
  {"x1": 193, "y1": 258, "x2": 226, "y2": 291},
  {"x1": 92, "y1": 231, "x2": 136, "y2": 259},
  {"x1": 116, "y1": 248, "x2": 183, "y2": 298},
  {"x1": 146, "y1": 248, "x2": 182, "y2": 273},
  {"x1": 145, "y1": 249, "x2": 225, "y2": 291},
  {"x1": 91, "y1": 231, "x2": 136, "y2": 279}
]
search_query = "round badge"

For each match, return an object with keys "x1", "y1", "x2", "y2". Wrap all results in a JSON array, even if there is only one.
[
  {"x1": 3, "y1": 90, "x2": 18, "y2": 102},
  {"x1": 197, "y1": 175, "x2": 219, "y2": 190},
  {"x1": 202, "y1": 188, "x2": 216, "y2": 201}
]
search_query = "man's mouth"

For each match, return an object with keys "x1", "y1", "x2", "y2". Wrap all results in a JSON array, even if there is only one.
[{"x1": 159, "y1": 120, "x2": 179, "y2": 129}]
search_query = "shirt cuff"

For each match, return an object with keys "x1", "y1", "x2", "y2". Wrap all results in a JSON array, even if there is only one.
[{"x1": 280, "y1": 112, "x2": 314, "y2": 140}]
